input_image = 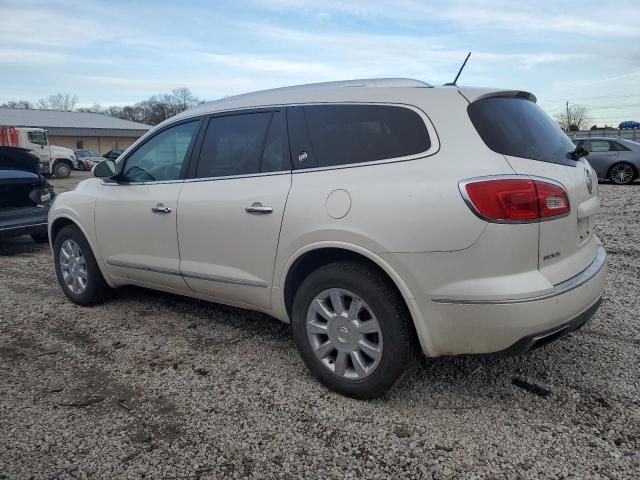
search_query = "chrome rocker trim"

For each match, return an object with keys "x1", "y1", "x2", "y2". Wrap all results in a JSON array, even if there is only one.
[{"x1": 105, "y1": 260, "x2": 268, "y2": 288}]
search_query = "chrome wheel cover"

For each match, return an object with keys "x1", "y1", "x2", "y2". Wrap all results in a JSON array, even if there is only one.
[
  {"x1": 306, "y1": 288, "x2": 383, "y2": 380},
  {"x1": 611, "y1": 164, "x2": 634, "y2": 184},
  {"x1": 59, "y1": 239, "x2": 88, "y2": 294}
]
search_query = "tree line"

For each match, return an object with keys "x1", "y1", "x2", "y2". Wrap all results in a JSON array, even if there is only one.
[{"x1": 0, "y1": 88, "x2": 203, "y2": 126}]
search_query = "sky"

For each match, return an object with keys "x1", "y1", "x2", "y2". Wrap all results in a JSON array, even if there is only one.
[{"x1": 1, "y1": 0, "x2": 639, "y2": 126}]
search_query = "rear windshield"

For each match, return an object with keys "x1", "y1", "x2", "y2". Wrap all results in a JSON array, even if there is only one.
[{"x1": 468, "y1": 97, "x2": 576, "y2": 166}]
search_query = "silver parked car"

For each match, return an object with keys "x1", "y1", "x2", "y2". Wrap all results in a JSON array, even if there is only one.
[
  {"x1": 73, "y1": 149, "x2": 103, "y2": 171},
  {"x1": 572, "y1": 137, "x2": 640, "y2": 184}
]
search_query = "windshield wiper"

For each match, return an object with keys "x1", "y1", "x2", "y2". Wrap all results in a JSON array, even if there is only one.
[{"x1": 568, "y1": 146, "x2": 589, "y2": 160}]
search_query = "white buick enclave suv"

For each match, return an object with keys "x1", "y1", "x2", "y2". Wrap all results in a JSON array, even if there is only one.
[{"x1": 48, "y1": 79, "x2": 607, "y2": 399}]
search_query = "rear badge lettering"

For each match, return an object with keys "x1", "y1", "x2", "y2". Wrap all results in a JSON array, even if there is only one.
[{"x1": 543, "y1": 251, "x2": 561, "y2": 261}]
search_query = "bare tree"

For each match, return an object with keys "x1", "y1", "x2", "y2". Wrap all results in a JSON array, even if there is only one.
[
  {"x1": 1, "y1": 99, "x2": 35, "y2": 109},
  {"x1": 555, "y1": 104, "x2": 590, "y2": 132},
  {"x1": 171, "y1": 87, "x2": 198, "y2": 112},
  {"x1": 38, "y1": 93, "x2": 78, "y2": 111}
]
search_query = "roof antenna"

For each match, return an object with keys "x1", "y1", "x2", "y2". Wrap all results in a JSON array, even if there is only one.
[{"x1": 445, "y1": 52, "x2": 471, "y2": 86}]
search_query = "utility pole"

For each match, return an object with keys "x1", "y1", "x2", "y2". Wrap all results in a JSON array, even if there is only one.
[{"x1": 566, "y1": 101, "x2": 570, "y2": 133}]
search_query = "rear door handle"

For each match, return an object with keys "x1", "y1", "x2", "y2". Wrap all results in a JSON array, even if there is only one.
[
  {"x1": 151, "y1": 204, "x2": 172, "y2": 214},
  {"x1": 245, "y1": 202, "x2": 273, "y2": 214}
]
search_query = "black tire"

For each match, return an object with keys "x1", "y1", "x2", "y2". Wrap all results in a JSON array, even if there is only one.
[
  {"x1": 291, "y1": 260, "x2": 419, "y2": 400},
  {"x1": 53, "y1": 225, "x2": 112, "y2": 306},
  {"x1": 53, "y1": 162, "x2": 71, "y2": 179},
  {"x1": 607, "y1": 162, "x2": 636, "y2": 185},
  {"x1": 77, "y1": 162, "x2": 86, "y2": 171},
  {"x1": 31, "y1": 233, "x2": 49, "y2": 244}
]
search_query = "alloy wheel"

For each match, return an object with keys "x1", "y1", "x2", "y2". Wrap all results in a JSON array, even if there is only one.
[
  {"x1": 306, "y1": 288, "x2": 383, "y2": 380},
  {"x1": 610, "y1": 164, "x2": 634, "y2": 184},
  {"x1": 59, "y1": 239, "x2": 88, "y2": 294}
]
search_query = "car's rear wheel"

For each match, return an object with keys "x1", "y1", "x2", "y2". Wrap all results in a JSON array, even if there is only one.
[
  {"x1": 53, "y1": 162, "x2": 71, "y2": 179},
  {"x1": 291, "y1": 260, "x2": 418, "y2": 399},
  {"x1": 608, "y1": 162, "x2": 636, "y2": 185},
  {"x1": 53, "y1": 225, "x2": 111, "y2": 305}
]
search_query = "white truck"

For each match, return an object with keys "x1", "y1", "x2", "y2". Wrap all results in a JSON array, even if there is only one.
[{"x1": 0, "y1": 126, "x2": 77, "y2": 178}]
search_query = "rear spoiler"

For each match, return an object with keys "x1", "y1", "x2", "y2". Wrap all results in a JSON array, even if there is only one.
[{"x1": 457, "y1": 88, "x2": 537, "y2": 104}]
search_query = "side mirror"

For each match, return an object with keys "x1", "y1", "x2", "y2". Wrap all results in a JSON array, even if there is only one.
[{"x1": 93, "y1": 159, "x2": 116, "y2": 178}]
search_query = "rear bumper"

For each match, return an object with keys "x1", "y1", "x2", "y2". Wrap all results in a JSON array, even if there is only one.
[
  {"x1": 403, "y1": 246, "x2": 607, "y2": 356},
  {"x1": 490, "y1": 296, "x2": 601, "y2": 357},
  {"x1": 0, "y1": 206, "x2": 49, "y2": 238}
]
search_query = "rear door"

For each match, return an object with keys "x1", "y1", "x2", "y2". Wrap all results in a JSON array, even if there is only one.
[
  {"x1": 468, "y1": 95, "x2": 600, "y2": 285},
  {"x1": 177, "y1": 109, "x2": 291, "y2": 309}
]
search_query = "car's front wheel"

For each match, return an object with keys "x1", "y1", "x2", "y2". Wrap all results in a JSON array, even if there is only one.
[
  {"x1": 53, "y1": 162, "x2": 71, "y2": 179},
  {"x1": 291, "y1": 260, "x2": 419, "y2": 399},
  {"x1": 53, "y1": 225, "x2": 112, "y2": 305}
]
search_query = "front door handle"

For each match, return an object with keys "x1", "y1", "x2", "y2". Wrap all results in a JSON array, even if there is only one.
[
  {"x1": 245, "y1": 202, "x2": 273, "y2": 214},
  {"x1": 151, "y1": 204, "x2": 172, "y2": 214}
]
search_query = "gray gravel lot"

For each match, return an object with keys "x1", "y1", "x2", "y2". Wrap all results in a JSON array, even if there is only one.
[{"x1": 1, "y1": 171, "x2": 639, "y2": 479}]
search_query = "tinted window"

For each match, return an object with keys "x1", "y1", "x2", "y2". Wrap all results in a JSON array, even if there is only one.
[
  {"x1": 611, "y1": 141, "x2": 630, "y2": 151},
  {"x1": 196, "y1": 111, "x2": 288, "y2": 178},
  {"x1": 468, "y1": 97, "x2": 576, "y2": 166},
  {"x1": 123, "y1": 121, "x2": 199, "y2": 182},
  {"x1": 301, "y1": 105, "x2": 430, "y2": 167}
]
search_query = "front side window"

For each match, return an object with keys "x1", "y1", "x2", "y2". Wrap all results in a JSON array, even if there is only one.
[
  {"x1": 28, "y1": 131, "x2": 47, "y2": 146},
  {"x1": 195, "y1": 111, "x2": 288, "y2": 178},
  {"x1": 584, "y1": 140, "x2": 610, "y2": 152},
  {"x1": 122, "y1": 121, "x2": 199, "y2": 182},
  {"x1": 301, "y1": 105, "x2": 431, "y2": 167}
]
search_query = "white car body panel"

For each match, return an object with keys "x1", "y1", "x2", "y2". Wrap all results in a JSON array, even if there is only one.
[
  {"x1": 177, "y1": 173, "x2": 292, "y2": 309},
  {"x1": 48, "y1": 79, "x2": 607, "y2": 358}
]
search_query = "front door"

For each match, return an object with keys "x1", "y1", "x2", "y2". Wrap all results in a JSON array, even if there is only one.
[
  {"x1": 580, "y1": 139, "x2": 618, "y2": 178},
  {"x1": 95, "y1": 119, "x2": 201, "y2": 290},
  {"x1": 177, "y1": 109, "x2": 291, "y2": 309}
]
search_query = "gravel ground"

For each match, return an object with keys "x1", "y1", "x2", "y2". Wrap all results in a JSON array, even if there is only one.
[{"x1": 0, "y1": 172, "x2": 639, "y2": 479}]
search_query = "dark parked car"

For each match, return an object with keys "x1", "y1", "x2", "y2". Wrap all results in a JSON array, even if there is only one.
[
  {"x1": 572, "y1": 137, "x2": 640, "y2": 184},
  {"x1": 102, "y1": 149, "x2": 124, "y2": 161},
  {"x1": 0, "y1": 146, "x2": 55, "y2": 243}
]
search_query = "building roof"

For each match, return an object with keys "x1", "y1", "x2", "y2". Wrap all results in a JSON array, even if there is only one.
[{"x1": 0, "y1": 107, "x2": 151, "y2": 137}]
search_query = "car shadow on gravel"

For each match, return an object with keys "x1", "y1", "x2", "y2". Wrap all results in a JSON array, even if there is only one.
[
  {"x1": 0, "y1": 236, "x2": 49, "y2": 256},
  {"x1": 103, "y1": 284, "x2": 615, "y2": 406}
]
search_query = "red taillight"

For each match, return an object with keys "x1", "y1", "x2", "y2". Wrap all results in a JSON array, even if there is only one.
[{"x1": 462, "y1": 178, "x2": 570, "y2": 222}]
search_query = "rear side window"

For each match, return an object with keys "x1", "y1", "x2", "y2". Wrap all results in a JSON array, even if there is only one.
[
  {"x1": 298, "y1": 105, "x2": 430, "y2": 168},
  {"x1": 611, "y1": 141, "x2": 630, "y2": 151},
  {"x1": 196, "y1": 111, "x2": 289, "y2": 178},
  {"x1": 468, "y1": 97, "x2": 576, "y2": 166}
]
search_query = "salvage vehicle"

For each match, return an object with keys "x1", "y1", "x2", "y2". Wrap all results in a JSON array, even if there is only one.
[
  {"x1": 572, "y1": 137, "x2": 640, "y2": 185},
  {"x1": 48, "y1": 79, "x2": 607, "y2": 399},
  {"x1": 0, "y1": 126, "x2": 77, "y2": 178},
  {"x1": 1, "y1": 146, "x2": 55, "y2": 242}
]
